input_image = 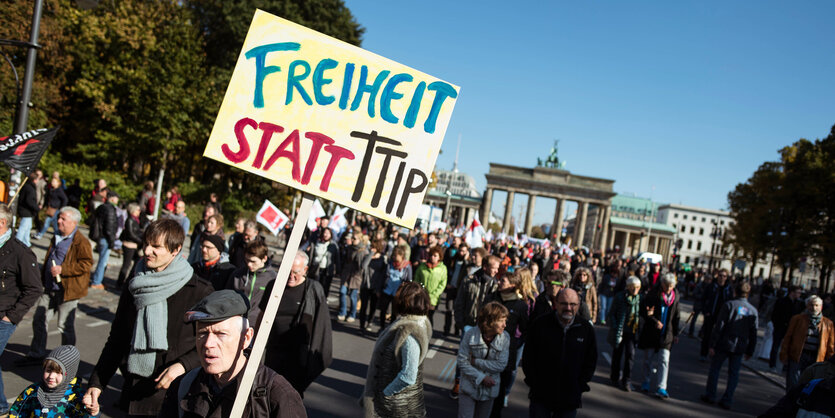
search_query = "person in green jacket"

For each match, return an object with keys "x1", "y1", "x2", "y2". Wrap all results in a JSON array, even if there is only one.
[{"x1": 415, "y1": 246, "x2": 447, "y2": 327}]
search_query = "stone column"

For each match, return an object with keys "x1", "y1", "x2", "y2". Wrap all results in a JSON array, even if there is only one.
[
  {"x1": 575, "y1": 201, "x2": 589, "y2": 247},
  {"x1": 552, "y1": 198, "x2": 565, "y2": 244},
  {"x1": 525, "y1": 195, "x2": 537, "y2": 236},
  {"x1": 600, "y1": 205, "x2": 611, "y2": 255},
  {"x1": 482, "y1": 187, "x2": 493, "y2": 222},
  {"x1": 503, "y1": 190, "x2": 515, "y2": 234}
]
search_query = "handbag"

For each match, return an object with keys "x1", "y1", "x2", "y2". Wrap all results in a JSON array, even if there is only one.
[{"x1": 45, "y1": 206, "x2": 57, "y2": 217}]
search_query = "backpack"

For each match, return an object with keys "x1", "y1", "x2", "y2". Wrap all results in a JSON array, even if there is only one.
[{"x1": 177, "y1": 367, "x2": 271, "y2": 417}]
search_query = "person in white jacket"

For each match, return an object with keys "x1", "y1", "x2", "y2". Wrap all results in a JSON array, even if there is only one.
[{"x1": 457, "y1": 302, "x2": 510, "y2": 418}]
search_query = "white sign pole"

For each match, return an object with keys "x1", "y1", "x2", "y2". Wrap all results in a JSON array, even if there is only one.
[{"x1": 230, "y1": 194, "x2": 314, "y2": 417}]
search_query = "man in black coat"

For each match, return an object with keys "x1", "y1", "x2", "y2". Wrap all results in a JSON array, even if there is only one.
[
  {"x1": 0, "y1": 203, "x2": 43, "y2": 415},
  {"x1": 523, "y1": 288, "x2": 597, "y2": 417},
  {"x1": 90, "y1": 190, "x2": 119, "y2": 289},
  {"x1": 769, "y1": 285, "x2": 804, "y2": 370},
  {"x1": 14, "y1": 173, "x2": 39, "y2": 247},
  {"x1": 699, "y1": 269, "x2": 733, "y2": 361},
  {"x1": 701, "y1": 282, "x2": 758, "y2": 410},
  {"x1": 191, "y1": 234, "x2": 235, "y2": 290}
]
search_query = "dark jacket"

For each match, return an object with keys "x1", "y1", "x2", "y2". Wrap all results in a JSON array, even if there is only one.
[
  {"x1": 192, "y1": 257, "x2": 236, "y2": 291},
  {"x1": 709, "y1": 297, "x2": 759, "y2": 356},
  {"x1": 88, "y1": 274, "x2": 213, "y2": 416},
  {"x1": 759, "y1": 376, "x2": 835, "y2": 418},
  {"x1": 453, "y1": 268, "x2": 497, "y2": 328},
  {"x1": 361, "y1": 252, "x2": 387, "y2": 292},
  {"x1": 44, "y1": 186, "x2": 68, "y2": 210},
  {"x1": 16, "y1": 181, "x2": 38, "y2": 217},
  {"x1": 119, "y1": 215, "x2": 144, "y2": 245},
  {"x1": 638, "y1": 287, "x2": 681, "y2": 350},
  {"x1": 227, "y1": 232, "x2": 246, "y2": 269},
  {"x1": 159, "y1": 364, "x2": 306, "y2": 418},
  {"x1": 701, "y1": 282, "x2": 734, "y2": 318},
  {"x1": 0, "y1": 235, "x2": 43, "y2": 324},
  {"x1": 226, "y1": 265, "x2": 277, "y2": 322},
  {"x1": 260, "y1": 278, "x2": 333, "y2": 394},
  {"x1": 93, "y1": 202, "x2": 118, "y2": 245},
  {"x1": 771, "y1": 296, "x2": 804, "y2": 332},
  {"x1": 522, "y1": 313, "x2": 597, "y2": 411},
  {"x1": 607, "y1": 291, "x2": 643, "y2": 347}
]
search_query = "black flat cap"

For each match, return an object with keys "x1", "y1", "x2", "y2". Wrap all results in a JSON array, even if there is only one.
[{"x1": 184, "y1": 290, "x2": 250, "y2": 323}]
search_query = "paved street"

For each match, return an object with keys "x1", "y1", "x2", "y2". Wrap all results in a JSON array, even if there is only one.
[{"x1": 1, "y1": 231, "x2": 786, "y2": 417}]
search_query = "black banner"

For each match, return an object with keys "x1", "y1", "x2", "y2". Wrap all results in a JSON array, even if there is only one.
[{"x1": 0, "y1": 127, "x2": 59, "y2": 175}]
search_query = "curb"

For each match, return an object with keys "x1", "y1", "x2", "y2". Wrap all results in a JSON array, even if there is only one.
[{"x1": 742, "y1": 362, "x2": 785, "y2": 390}]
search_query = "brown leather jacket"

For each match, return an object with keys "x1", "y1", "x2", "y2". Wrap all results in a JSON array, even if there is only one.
[
  {"x1": 781, "y1": 312, "x2": 835, "y2": 364},
  {"x1": 46, "y1": 231, "x2": 93, "y2": 302}
]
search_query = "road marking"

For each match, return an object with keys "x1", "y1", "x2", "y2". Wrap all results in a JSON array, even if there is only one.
[
  {"x1": 86, "y1": 320, "x2": 110, "y2": 327},
  {"x1": 426, "y1": 338, "x2": 445, "y2": 359},
  {"x1": 602, "y1": 352, "x2": 612, "y2": 366},
  {"x1": 439, "y1": 358, "x2": 456, "y2": 384}
]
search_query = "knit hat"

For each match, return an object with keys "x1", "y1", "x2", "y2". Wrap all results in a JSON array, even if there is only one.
[
  {"x1": 202, "y1": 234, "x2": 225, "y2": 252},
  {"x1": 38, "y1": 345, "x2": 81, "y2": 409}
]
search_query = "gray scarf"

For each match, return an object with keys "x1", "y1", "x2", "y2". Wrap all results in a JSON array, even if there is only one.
[
  {"x1": 38, "y1": 345, "x2": 80, "y2": 409},
  {"x1": 127, "y1": 255, "x2": 193, "y2": 377}
]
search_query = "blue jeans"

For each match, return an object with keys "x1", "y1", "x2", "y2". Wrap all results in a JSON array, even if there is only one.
[
  {"x1": 704, "y1": 350, "x2": 742, "y2": 405},
  {"x1": 599, "y1": 295, "x2": 613, "y2": 323},
  {"x1": 15, "y1": 216, "x2": 33, "y2": 247},
  {"x1": 0, "y1": 320, "x2": 18, "y2": 411},
  {"x1": 92, "y1": 238, "x2": 110, "y2": 285},
  {"x1": 338, "y1": 285, "x2": 358, "y2": 318},
  {"x1": 37, "y1": 210, "x2": 59, "y2": 237}
]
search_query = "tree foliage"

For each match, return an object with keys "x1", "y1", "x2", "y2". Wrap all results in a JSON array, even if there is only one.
[
  {"x1": 0, "y1": 0, "x2": 364, "y2": 226},
  {"x1": 728, "y1": 125, "x2": 835, "y2": 290}
]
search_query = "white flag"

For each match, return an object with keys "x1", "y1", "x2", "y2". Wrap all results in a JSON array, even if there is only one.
[
  {"x1": 307, "y1": 199, "x2": 327, "y2": 231},
  {"x1": 329, "y1": 205, "x2": 350, "y2": 238},
  {"x1": 256, "y1": 200, "x2": 289, "y2": 236},
  {"x1": 465, "y1": 211, "x2": 486, "y2": 248}
]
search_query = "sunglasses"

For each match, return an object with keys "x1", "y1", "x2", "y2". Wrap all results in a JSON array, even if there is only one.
[{"x1": 549, "y1": 281, "x2": 565, "y2": 287}]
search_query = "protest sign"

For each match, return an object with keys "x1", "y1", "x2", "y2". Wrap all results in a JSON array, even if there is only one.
[
  {"x1": 255, "y1": 200, "x2": 289, "y2": 235},
  {"x1": 203, "y1": 9, "x2": 460, "y2": 228}
]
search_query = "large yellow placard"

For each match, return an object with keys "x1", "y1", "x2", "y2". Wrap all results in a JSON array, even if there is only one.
[{"x1": 203, "y1": 10, "x2": 460, "y2": 228}]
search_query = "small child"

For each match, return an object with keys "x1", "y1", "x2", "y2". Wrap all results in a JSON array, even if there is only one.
[{"x1": 9, "y1": 345, "x2": 97, "y2": 417}]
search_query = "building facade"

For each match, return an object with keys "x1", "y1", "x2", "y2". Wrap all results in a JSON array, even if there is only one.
[{"x1": 656, "y1": 204, "x2": 774, "y2": 279}]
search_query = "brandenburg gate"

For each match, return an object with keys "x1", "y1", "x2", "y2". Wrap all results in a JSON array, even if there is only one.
[{"x1": 483, "y1": 162, "x2": 616, "y2": 250}]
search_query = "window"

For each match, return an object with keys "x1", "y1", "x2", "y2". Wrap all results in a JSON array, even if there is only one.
[
  {"x1": 685, "y1": 256, "x2": 690, "y2": 263},
  {"x1": 697, "y1": 241, "x2": 702, "y2": 250},
  {"x1": 680, "y1": 226, "x2": 685, "y2": 233},
  {"x1": 687, "y1": 240, "x2": 692, "y2": 249},
  {"x1": 699, "y1": 228, "x2": 704, "y2": 235},
  {"x1": 702, "y1": 217, "x2": 706, "y2": 222},
  {"x1": 690, "y1": 226, "x2": 695, "y2": 234},
  {"x1": 720, "y1": 220, "x2": 725, "y2": 225},
  {"x1": 672, "y1": 223, "x2": 677, "y2": 229},
  {"x1": 683, "y1": 215, "x2": 688, "y2": 220},
  {"x1": 674, "y1": 213, "x2": 678, "y2": 218},
  {"x1": 694, "y1": 257, "x2": 700, "y2": 265}
]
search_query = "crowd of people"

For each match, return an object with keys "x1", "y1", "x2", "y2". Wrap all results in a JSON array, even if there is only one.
[{"x1": 2, "y1": 173, "x2": 835, "y2": 417}]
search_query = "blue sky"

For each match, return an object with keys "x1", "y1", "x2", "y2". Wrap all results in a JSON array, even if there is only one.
[{"x1": 344, "y1": 1, "x2": 835, "y2": 224}]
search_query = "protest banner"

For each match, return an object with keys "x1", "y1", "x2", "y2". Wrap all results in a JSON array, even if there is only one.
[
  {"x1": 255, "y1": 199, "x2": 289, "y2": 235},
  {"x1": 203, "y1": 9, "x2": 459, "y2": 229},
  {"x1": 203, "y1": 10, "x2": 460, "y2": 416}
]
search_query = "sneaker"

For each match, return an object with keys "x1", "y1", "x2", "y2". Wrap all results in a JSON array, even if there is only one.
[
  {"x1": 449, "y1": 379, "x2": 460, "y2": 400},
  {"x1": 620, "y1": 381, "x2": 632, "y2": 392},
  {"x1": 365, "y1": 325, "x2": 373, "y2": 332},
  {"x1": 346, "y1": 317, "x2": 355, "y2": 323},
  {"x1": 337, "y1": 315, "x2": 346, "y2": 321},
  {"x1": 655, "y1": 388, "x2": 670, "y2": 399},
  {"x1": 33, "y1": 234, "x2": 42, "y2": 240},
  {"x1": 641, "y1": 382, "x2": 650, "y2": 393},
  {"x1": 718, "y1": 401, "x2": 731, "y2": 410},
  {"x1": 700, "y1": 394, "x2": 715, "y2": 404},
  {"x1": 89, "y1": 284, "x2": 105, "y2": 290}
]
